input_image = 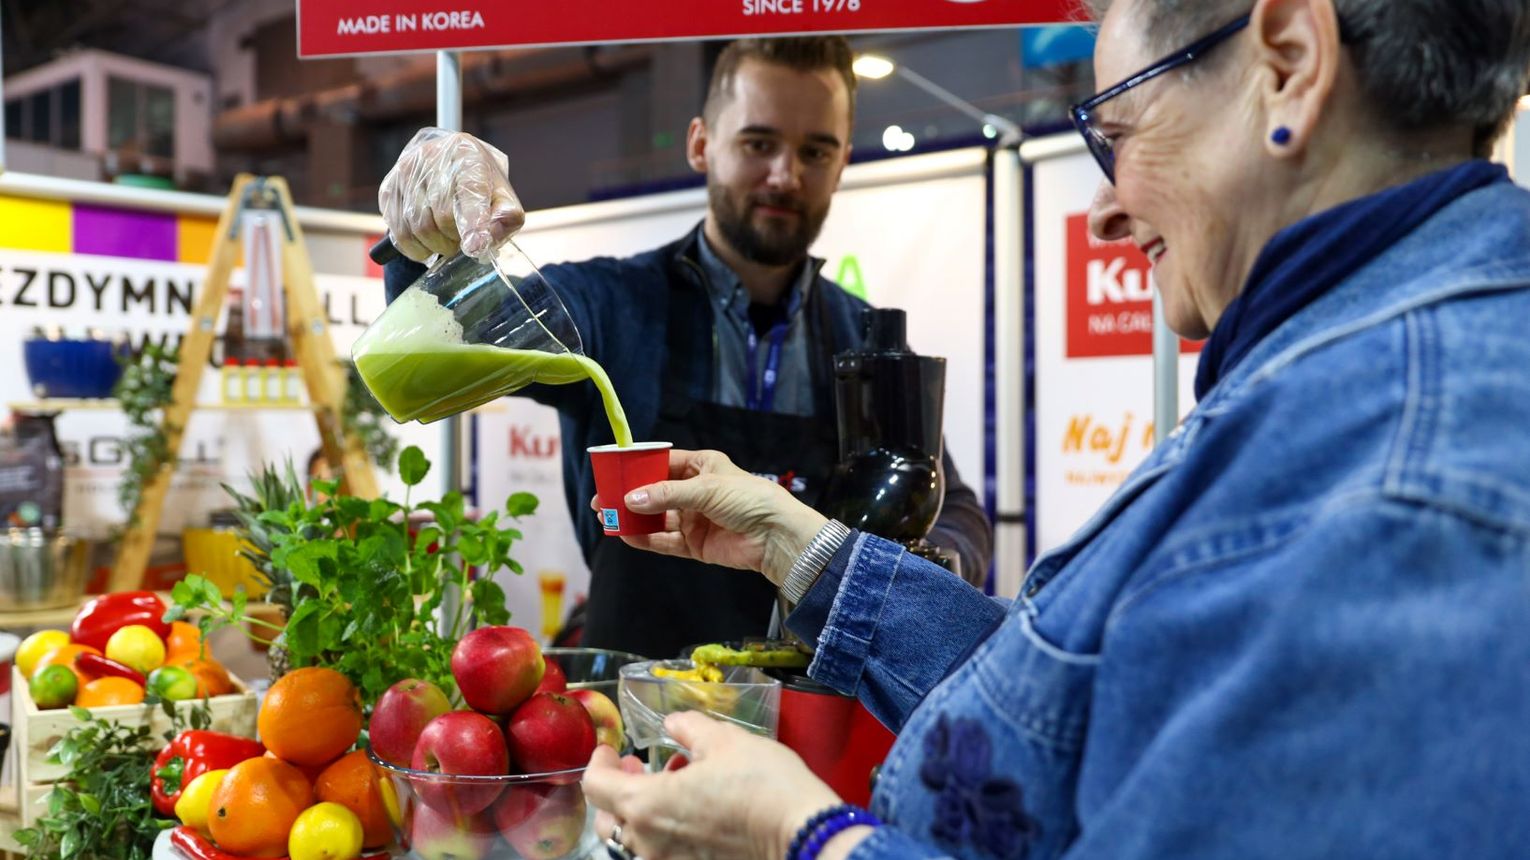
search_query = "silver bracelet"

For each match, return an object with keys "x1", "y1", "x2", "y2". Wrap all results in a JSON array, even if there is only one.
[{"x1": 780, "y1": 519, "x2": 852, "y2": 605}]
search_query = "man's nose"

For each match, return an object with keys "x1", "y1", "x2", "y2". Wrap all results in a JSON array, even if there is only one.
[
  {"x1": 765, "y1": 151, "x2": 803, "y2": 192},
  {"x1": 1087, "y1": 179, "x2": 1131, "y2": 242}
]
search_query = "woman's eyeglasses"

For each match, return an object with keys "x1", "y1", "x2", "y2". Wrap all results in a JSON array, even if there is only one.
[{"x1": 1069, "y1": 14, "x2": 1251, "y2": 183}]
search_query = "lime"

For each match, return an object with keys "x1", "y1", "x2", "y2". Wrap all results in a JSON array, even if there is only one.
[
  {"x1": 289, "y1": 801, "x2": 365, "y2": 860},
  {"x1": 15, "y1": 630, "x2": 71, "y2": 679},
  {"x1": 148, "y1": 665, "x2": 199, "y2": 701},
  {"x1": 174, "y1": 768, "x2": 229, "y2": 836},
  {"x1": 105, "y1": 624, "x2": 167, "y2": 674},
  {"x1": 30, "y1": 663, "x2": 79, "y2": 709}
]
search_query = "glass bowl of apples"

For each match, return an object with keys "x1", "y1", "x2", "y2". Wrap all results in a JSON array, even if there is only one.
[
  {"x1": 366, "y1": 634, "x2": 647, "y2": 860},
  {"x1": 371, "y1": 755, "x2": 596, "y2": 860}
]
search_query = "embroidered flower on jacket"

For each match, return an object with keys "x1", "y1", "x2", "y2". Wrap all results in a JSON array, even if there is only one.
[{"x1": 920, "y1": 713, "x2": 1039, "y2": 858}]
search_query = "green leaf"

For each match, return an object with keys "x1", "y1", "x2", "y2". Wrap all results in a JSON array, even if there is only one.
[
  {"x1": 171, "y1": 579, "x2": 198, "y2": 607},
  {"x1": 77, "y1": 793, "x2": 101, "y2": 815},
  {"x1": 286, "y1": 601, "x2": 322, "y2": 655},
  {"x1": 399, "y1": 445, "x2": 430, "y2": 486},
  {"x1": 506, "y1": 491, "x2": 539, "y2": 517},
  {"x1": 457, "y1": 534, "x2": 486, "y2": 565}
]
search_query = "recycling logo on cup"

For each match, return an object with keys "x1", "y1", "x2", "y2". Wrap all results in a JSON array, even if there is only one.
[{"x1": 602, "y1": 509, "x2": 620, "y2": 531}]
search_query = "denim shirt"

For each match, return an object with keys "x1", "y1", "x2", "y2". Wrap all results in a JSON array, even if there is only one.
[{"x1": 788, "y1": 181, "x2": 1530, "y2": 858}]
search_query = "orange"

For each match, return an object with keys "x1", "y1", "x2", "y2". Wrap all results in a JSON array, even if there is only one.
[
  {"x1": 35, "y1": 644, "x2": 102, "y2": 688},
  {"x1": 258, "y1": 668, "x2": 362, "y2": 767},
  {"x1": 315, "y1": 749, "x2": 396, "y2": 848},
  {"x1": 76, "y1": 677, "x2": 146, "y2": 708},
  {"x1": 166, "y1": 621, "x2": 207, "y2": 661},
  {"x1": 208, "y1": 756, "x2": 314, "y2": 858},
  {"x1": 166, "y1": 654, "x2": 234, "y2": 697}
]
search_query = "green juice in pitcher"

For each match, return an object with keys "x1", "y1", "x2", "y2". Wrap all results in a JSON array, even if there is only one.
[{"x1": 354, "y1": 287, "x2": 633, "y2": 445}]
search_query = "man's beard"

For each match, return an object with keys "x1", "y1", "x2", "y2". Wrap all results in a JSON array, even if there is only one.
[{"x1": 708, "y1": 182, "x2": 829, "y2": 267}]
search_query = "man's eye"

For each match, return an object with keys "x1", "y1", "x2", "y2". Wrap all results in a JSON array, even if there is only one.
[
  {"x1": 744, "y1": 139, "x2": 775, "y2": 155},
  {"x1": 801, "y1": 147, "x2": 830, "y2": 164}
]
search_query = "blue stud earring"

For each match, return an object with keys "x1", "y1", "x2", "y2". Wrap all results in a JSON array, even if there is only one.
[{"x1": 1271, "y1": 126, "x2": 1293, "y2": 146}]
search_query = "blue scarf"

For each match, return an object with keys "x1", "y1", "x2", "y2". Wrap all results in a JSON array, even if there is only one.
[{"x1": 1194, "y1": 160, "x2": 1509, "y2": 400}]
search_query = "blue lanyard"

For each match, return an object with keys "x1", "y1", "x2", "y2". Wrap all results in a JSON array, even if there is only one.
[{"x1": 744, "y1": 320, "x2": 790, "y2": 412}]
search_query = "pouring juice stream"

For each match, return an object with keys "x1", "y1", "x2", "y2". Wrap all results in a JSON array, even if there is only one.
[{"x1": 354, "y1": 287, "x2": 633, "y2": 445}]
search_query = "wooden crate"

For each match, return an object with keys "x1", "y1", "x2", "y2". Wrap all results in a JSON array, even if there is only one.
[{"x1": 8, "y1": 666, "x2": 258, "y2": 825}]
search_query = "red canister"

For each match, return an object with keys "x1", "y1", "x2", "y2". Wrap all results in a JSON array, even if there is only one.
[{"x1": 772, "y1": 669, "x2": 896, "y2": 806}]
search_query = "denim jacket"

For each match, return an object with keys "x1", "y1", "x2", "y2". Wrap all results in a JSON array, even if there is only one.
[{"x1": 789, "y1": 181, "x2": 1530, "y2": 858}]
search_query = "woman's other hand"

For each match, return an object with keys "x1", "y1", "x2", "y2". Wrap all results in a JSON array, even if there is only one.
[
  {"x1": 582, "y1": 711, "x2": 845, "y2": 860},
  {"x1": 607, "y1": 449, "x2": 829, "y2": 585},
  {"x1": 377, "y1": 127, "x2": 525, "y2": 262}
]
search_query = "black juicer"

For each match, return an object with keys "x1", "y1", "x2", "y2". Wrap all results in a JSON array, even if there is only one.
[{"x1": 819, "y1": 308, "x2": 959, "y2": 577}]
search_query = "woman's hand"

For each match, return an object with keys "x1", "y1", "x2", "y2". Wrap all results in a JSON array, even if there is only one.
[
  {"x1": 377, "y1": 127, "x2": 524, "y2": 262},
  {"x1": 607, "y1": 449, "x2": 829, "y2": 586},
  {"x1": 582, "y1": 711, "x2": 844, "y2": 860}
]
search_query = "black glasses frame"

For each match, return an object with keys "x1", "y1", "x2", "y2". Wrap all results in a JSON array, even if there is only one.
[{"x1": 1069, "y1": 14, "x2": 1251, "y2": 182}]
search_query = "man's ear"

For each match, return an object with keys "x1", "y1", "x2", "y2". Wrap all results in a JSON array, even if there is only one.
[
  {"x1": 1250, "y1": 0, "x2": 1341, "y2": 157},
  {"x1": 685, "y1": 117, "x2": 709, "y2": 174}
]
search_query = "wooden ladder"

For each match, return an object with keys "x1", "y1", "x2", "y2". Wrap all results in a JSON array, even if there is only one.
[{"x1": 108, "y1": 174, "x2": 379, "y2": 591}]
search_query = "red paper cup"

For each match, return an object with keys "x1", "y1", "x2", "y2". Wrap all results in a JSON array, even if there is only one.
[{"x1": 589, "y1": 442, "x2": 672, "y2": 536}]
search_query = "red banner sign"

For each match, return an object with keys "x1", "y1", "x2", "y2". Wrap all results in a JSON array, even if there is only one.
[
  {"x1": 297, "y1": 0, "x2": 1078, "y2": 58},
  {"x1": 1065, "y1": 213, "x2": 1200, "y2": 358}
]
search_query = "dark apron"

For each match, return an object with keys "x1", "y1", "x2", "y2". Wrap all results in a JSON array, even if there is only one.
[{"x1": 582, "y1": 268, "x2": 842, "y2": 659}]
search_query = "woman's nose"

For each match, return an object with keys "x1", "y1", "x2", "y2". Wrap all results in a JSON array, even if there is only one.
[{"x1": 1087, "y1": 180, "x2": 1131, "y2": 242}]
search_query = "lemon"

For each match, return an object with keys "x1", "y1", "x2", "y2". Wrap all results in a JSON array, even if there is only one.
[
  {"x1": 174, "y1": 768, "x2": 229, "y2": 835},
  {"x1": 289, "y1": 802, "x2": 364, "y2": 860},
  {"x1": 15, "y1": 630, "x2": 70, "y2": 679},
  {"x1": 104, "y1": 625, "x2": 167, "y2": 674}
]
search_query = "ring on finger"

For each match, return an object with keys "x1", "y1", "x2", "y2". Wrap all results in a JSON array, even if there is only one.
[{"x1": 606, "y1": 822, "x2": 643, "y2": 860}]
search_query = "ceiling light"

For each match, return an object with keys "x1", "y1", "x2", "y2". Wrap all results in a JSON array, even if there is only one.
[{"x1": 853, "y1": 55, "x2": 895, "y2": 80}]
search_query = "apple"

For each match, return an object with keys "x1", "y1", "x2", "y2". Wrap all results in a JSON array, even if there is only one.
[
  {"x1": 452, "y1": 626, "x2": 545, "y2": 715},
  {"x1": 566, "y1": 689, "x2": 624, "y2": 751},
  {"x1": 491, "y1": 783, "x2": 553, "y2": 833},
  {"x1": 369, "y1": 678, "x2": 452, "y2": 768},
  {"x1": 412, "y1": 711, "x2": 510, "y2": 815},
  {"x1": 505, "y1": 692, "x2": 597, "y2": 777},
  {"x1": 502, "y1": 784, "x2": 589, "y2": 860},
  {"x1": 409, "y1": 803, "x2": 496, "y2": 860},
  {"x1": 535, "y1": 657, "x2": 567, "y2": 694}
]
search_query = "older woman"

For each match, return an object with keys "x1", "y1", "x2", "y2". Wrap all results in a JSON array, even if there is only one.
[{"x1": 581, "y1": 0, "x2": 1530, "y2": 858}]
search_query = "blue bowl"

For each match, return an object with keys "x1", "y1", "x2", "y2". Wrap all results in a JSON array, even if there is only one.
[{"x1": 22, "y1": 337, "x2": 127, "y2": 399}]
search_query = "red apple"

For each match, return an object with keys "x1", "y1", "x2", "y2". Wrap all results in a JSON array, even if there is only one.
[
  {"x1": 535, "y1": 657, "x2": 567, "y2": 694},
  {"x1": 369, "y1": 678, "x2": 452, "y2": 768},
  {"x1": 501, "y1": 784, "x2": 589, "y2": 860},
  {"x1": 412, "y1": 711, "x2": 510, "y2": 815},
  {"x1": 452, "y1": 626, "x2": 545, "y2": 715},
  {"x1": 409, "y1": 803, "x2": 496, "y2": 860},
  {"x1": 491, "y1": 783, "x2": 553, "y2": 833},
  {"x1": 505, "y1": 692, "x2": 597, "y2": 777},
  {"x1": 566, "y1": 689, "x2": 624, "y2": 751}
]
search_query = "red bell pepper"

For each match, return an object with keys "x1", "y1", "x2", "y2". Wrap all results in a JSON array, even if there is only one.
[
  {"x1": 169, "y1": 827, "x2": 391, "y2": 860},
  {"x1": 70, "y1": 591, "x2": 171, "y2": 652},
  {"x1": 75, "y1": 652, "x2": 147, "y2": 686},
  {"x1": 151, "y1": 730, "x2": 266, "y2": 817}
]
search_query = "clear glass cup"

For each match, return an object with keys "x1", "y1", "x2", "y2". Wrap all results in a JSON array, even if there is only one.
[
  {"x1": 352, "y1": 241, "x2": 585, "y2": 425},
  {"x1": 617, "y1": 659, "x2": 782, "y2": 772}
]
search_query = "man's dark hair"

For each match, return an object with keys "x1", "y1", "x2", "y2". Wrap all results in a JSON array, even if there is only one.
[{"x1": 702, "y1": 36, "x2": 857, "y2": 125}]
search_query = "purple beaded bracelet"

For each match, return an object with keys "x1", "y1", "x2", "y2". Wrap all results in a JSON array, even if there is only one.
[{"x1": 786, "y1": 804, "x2": 883, "y2": 860}]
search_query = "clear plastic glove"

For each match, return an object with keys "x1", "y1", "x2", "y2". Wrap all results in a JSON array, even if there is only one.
[
  {"x1": 591, "y1": 449, "x2": 829, "y2": 585},
  {"x1": 582, "y1": 711, "x2": 852, "y2": 860},
  {"x1": 377, "y1": 127, "x2": 525, "y2": 262}
]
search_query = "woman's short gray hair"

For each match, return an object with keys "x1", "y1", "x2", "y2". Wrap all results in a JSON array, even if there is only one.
[{"x1": 1085, "y1": 0, "x2": 1530, "y2": 155}]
